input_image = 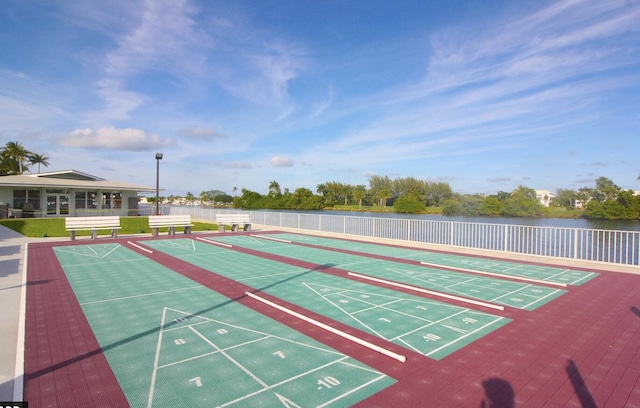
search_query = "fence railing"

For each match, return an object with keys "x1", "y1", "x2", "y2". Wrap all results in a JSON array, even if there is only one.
[{"x1": 143, "y1": 206, "x2": 640, "y2": 266}]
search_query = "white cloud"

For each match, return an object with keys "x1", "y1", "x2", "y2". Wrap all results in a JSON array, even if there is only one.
[
  {"x1": 58, "y1": 128, "x2": 174, "y2": 151},
  {"x1": 178, "y1": 127, "x2": 227, "y2": 140},
  {"x1": 270, "y1": 155, "x2": 295, "y2": 167}
]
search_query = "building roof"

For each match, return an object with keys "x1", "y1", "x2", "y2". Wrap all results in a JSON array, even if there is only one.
[{"x1": 0, "y1": 169, "x2": 157, "y2": 192}]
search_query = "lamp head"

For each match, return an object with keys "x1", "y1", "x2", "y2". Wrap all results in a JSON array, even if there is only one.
[{"x1": 155, "y1": 153, "x2": 163, "y2": 160}]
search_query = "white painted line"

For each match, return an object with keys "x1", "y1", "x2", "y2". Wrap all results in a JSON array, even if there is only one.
[
  {"x1": 425, "y1": 316, "x2": 507, "y2": 357},
  {"x1": 190, "y1": 326, "x2": 269, "y2": 388},
  {"x1": 419, "y1": 261, "x2": 567, "y2": 287},
  {"x1": 569, "y1": 272, "x2": 597, "y2": 285},
  {"x1": 219, "y1": 357, "x2": 350, "y2": 408},
  {"x1": 317, "y1": 373, "x2": 389, "y2": 408},
  {"x1": 348, "y1": 272, "x2": 505, "y2": 311},
  {"x1": 196, "y1": 236, "x2": 233, "y2": 248},
  {"x1": 520, "y1": 288, "x2": 564, "y2": 309},
  {"x1": 147, "y1": 307, "x2": 166, "y2": 408},
  {"x1": 250, "y1": 234, "x2": 292, "y2": 243},
  {"x1": 245, "y1": 291, "x2": 407, "y2": 363},
  {"x1": 127, "y1": 241, "x2": 153, "y2": 253},
  {"x1": 13, "y1": 242, "x2": 28, "y2": 402}
]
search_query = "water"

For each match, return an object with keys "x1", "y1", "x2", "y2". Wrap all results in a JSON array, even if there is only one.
[{"x1": 319, "y1": 210, "x2": 640, "y2": 232}]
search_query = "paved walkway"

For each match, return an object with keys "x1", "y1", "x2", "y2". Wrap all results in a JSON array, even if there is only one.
[
  {"x1": 0, "y1": 225, "x2": 29, "y2": 401},
  {"x1": 0, "y1": 225, "x2": 68, "y2": 402}
]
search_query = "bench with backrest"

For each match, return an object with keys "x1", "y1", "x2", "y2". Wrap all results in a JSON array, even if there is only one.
[
  {"x1": 216, "y1": 213, "x2": 251, "y2": 232},
  {"x1": 148, "y1": 214, "x2": 193, "y2": 236},
  {"x1": 65, "y1": 216, "x2": 121, "y2": 241}
]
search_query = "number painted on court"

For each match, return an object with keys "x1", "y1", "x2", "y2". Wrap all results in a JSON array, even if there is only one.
[
  {"x1": 273, "y1": 351, "x2": 286, "y2": 359},
  {"x1": 423, "y1": 333, "x2": 441, "y2": 342},
  {"x1": 317, "y1": 376, "x2": 341, "y2": 390}
]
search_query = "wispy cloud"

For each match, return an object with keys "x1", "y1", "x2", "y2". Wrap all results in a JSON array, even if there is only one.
[
  {"x1": 270, "y1": 155, "x2": 295, "y2": 167},
  {"x1": 58, "y1": 128, "x2": 174, "y2": 151},
  {"x1": 91, "y1": 0, "x2": 211, "y2": 121},
  {"x1": 212, "y1": 160, "x2": 253, "y2": 169},
  {"x1": 295, "y1": 0, "x2": 640, "y2": 173},
  {"x1": 178, "y1": 127, "x2": 227, "y2": 140}
]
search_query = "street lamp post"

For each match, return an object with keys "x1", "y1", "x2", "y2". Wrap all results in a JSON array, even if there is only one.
[{"x1": 155, "y1": 152, "x2": 163, "y2": 216}]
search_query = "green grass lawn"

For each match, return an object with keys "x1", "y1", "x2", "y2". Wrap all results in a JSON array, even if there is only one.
[{"x1": 0, "y1": 216, "x2": 220, "y2": 238}]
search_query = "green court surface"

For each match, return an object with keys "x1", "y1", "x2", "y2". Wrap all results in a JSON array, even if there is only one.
[
  {"x1": 143, "y1": 239, "x2": 510, "y2": 360},
  {"x1": 206, "y1": 235, "x2": 566, "y2": 311},
  {"x1": 265, "y1": 233, "x2": 598, "y2": 286},
  {"x1": 53, "y1": 243, "x2": 395, "y2": 407}
]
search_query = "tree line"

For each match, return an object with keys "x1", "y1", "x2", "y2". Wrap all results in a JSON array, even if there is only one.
[
  {"x1": 231, "y1": 177, "x2": 455, "y2": 212},
  {"x1": 233, "y1": 176, "x2": 640, "y2": 220},
  {"x1": 443, "y1": 176, "x2": 640, "y2": 220}
]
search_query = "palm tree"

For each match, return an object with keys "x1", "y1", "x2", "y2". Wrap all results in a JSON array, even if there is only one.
[
  {"x1": 268, "y1": 180, "x2": 281, "y2": 197},
  {"x1": 352, "y1": 185, "x2": 367, "y2": 208},
  {"x1": 1, "y1": 141, "x2": 32, "y2": 174},
  {"x1": 29, "y1": 153, "x2": 50, "y2": 173},
  {"x1": 376, "y1": 187, "x2": 393, "y2": 207}
]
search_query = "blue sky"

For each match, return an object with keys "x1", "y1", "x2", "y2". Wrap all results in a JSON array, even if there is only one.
[{"x1": 1, "y1": 0, "x2": 639, "y2": 197}]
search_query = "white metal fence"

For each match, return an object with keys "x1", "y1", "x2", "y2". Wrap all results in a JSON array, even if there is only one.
[{"x1": 142, "y1": 206, "x2": 640, "y2": 266}]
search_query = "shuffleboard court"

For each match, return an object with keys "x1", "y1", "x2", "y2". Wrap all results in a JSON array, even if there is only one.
[
  {"x1": 207, "y1": 235, "x2": 566, "y2": 311},
  {"x1": 53, "y1": 243, "x2": 395, "y2": 407},
  {"x1": 262, "y1": 233, "x2": 599, "y2": 286},
  {"x1": 143, "y1": 238, "x2": 510, "y2": 360}
]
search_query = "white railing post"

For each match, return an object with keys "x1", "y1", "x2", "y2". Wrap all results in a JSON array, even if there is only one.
[
  {"x1": 450, "y1": 222, "x2": 454, "y2": 246},
  {"x1": 503, "y1": 224, "x2": 508, "y2": 253}
]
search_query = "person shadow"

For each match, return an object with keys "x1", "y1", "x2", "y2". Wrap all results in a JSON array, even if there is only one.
[{"x1": 481, "y1": 377, "x2": 515, "y2": 408}]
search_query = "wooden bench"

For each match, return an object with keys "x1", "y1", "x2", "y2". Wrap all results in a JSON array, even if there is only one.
[
  {"x1": 149, "y1": 214, "x2": 193, "y2": 236},
  {"x1": 65, "y1": 216, "x2": 121, "y2": 240},
  {"x1": 216, "y1": 213, "x2": 251, "y2": 232}
]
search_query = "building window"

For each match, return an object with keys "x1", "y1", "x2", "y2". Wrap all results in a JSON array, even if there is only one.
[
  {"x1": 74, "y1": 191, "x2": 98, "y2": 209},
  {"x1": 13, "y1": 189, "x2": 41, "y2": 211},
  {"x1": 103, "y1": 192, "x2": 122, "y2": 209}
]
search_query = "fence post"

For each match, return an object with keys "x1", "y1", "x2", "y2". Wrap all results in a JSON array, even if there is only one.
[
  {"x1": 450, "y1": 222, "x2": 454, "y2": 246},
  {"x1": 504, "y1": 224, "x2": 508, "y2": 253}
]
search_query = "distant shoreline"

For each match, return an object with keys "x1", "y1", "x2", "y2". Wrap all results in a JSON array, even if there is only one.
[{"x1": 322, "y1": 206, "x2": 585, "y2": 219}]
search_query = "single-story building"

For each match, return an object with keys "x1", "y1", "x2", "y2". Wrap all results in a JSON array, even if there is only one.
[{"x1": 0, "y1": 170, "x2": 157, "y2": 218}]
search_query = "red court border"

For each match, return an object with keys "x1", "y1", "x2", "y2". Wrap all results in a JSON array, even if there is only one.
[{"x1": 24, "y1": 232, "x2": 640, "y2": 407}]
